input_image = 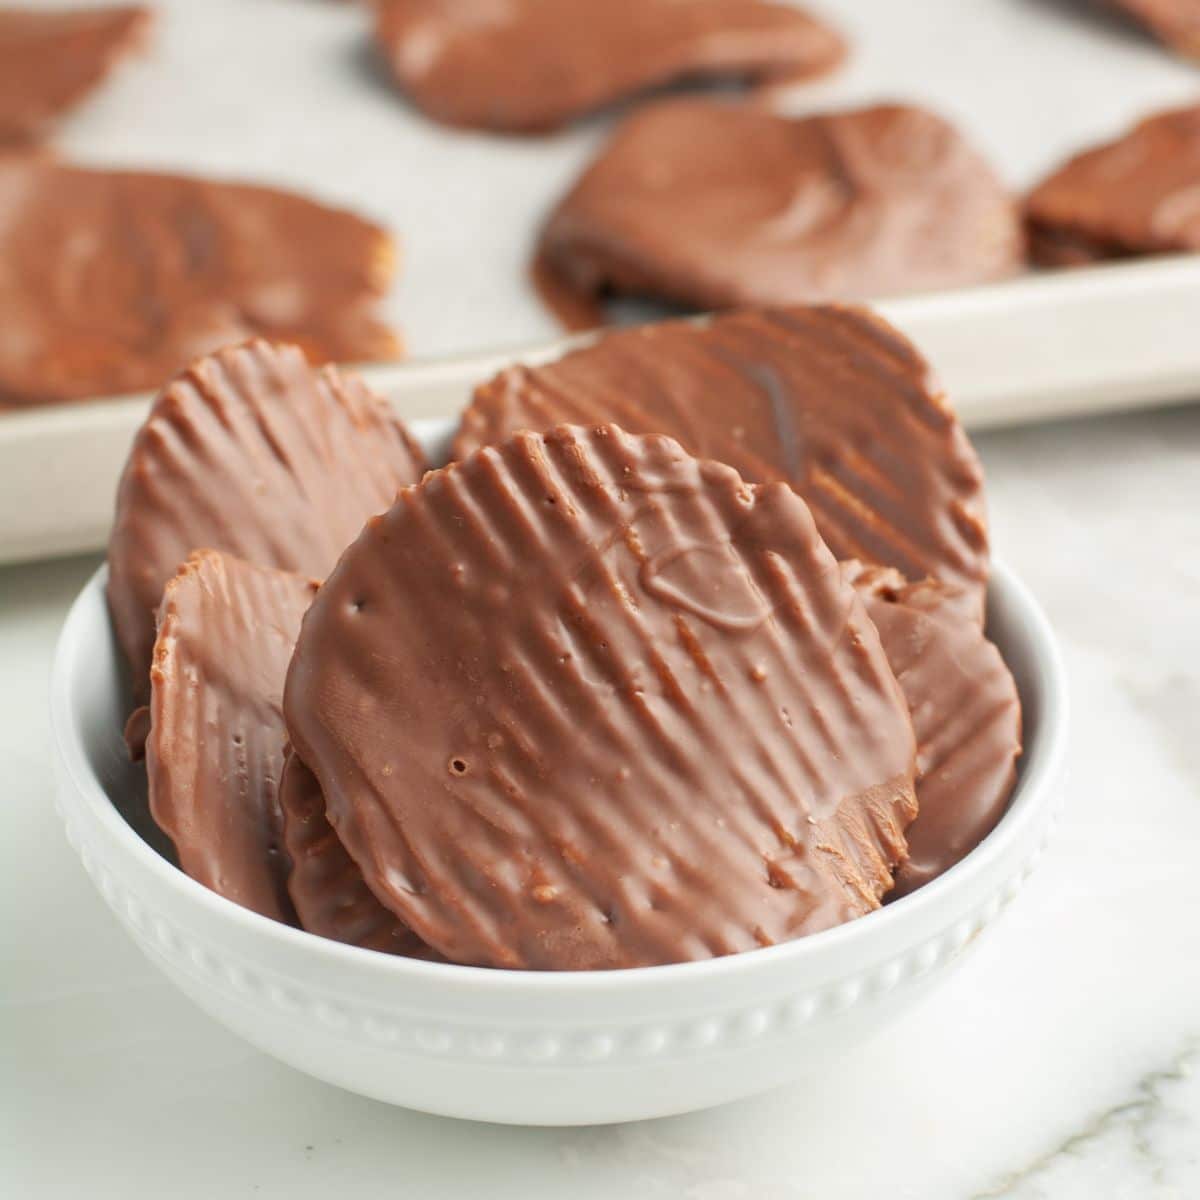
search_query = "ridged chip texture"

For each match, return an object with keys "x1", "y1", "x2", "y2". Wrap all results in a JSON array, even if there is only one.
[
  {"x1": 0, "y1": 159, "x2": 401, "y2": 408},
  {"x1": 107, "y1": 339, "x2": 426, "y2": 703},
  {"x1": 535, "y1": 100, "x2": 1022, "y2": 317},
  {"x1": 373, "y1": 0, "x2": 844, "y2": 133},
  {"x1": 844, "y1": 562, "x2": 1022, "y2": 899},
  {"x1": 455, "y1": 306, "x2": 989, "y2": 619},
  {"x1": 1026, "y1": 103, "x2": 1200, "y2": 264},
  {"x1": 0, "y1": 6, "x2": 150, "y2": 144},
  {"x1": 279, "y1": 750, "x2": 438, "y2": 957},
  {"x1": 146, "y1": 551, "x2": 318, "y2": 922},
  {"x1": 284, "y1": 424, "x2": 918, "y2": 970}
]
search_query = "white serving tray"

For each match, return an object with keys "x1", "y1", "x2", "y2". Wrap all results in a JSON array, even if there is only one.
[
  {"x1": 5, "y1": 0, "x2": 1199, "y2": 566},
  {"x1": 2, "y1": 255, "x2": 1199, "y2": 567}
]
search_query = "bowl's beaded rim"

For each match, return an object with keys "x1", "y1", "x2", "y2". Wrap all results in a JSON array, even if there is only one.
[{"x1": 53, "y1": 781, "x2": 1064, "y2": 1067}]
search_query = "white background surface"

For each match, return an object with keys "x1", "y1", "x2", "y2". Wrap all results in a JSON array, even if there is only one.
[
  {"x1": 4, "y1": 0, "x2": 1200, "y2": 1195},
  {"x1": 49, "y1": 0, "x2": 1200, "y2": 359}
]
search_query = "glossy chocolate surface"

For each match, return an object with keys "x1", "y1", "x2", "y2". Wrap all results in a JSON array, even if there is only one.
[
  {"x1": 280, "y1": 751, "x2": 439, "y2": 957},
  {"x1": 0, "y1": 159, "x2": 400, "y2": 408},
  {"x1": 456, "y1": 306, "x2": 990, "y2": 618},
  {"x1": 285, "y1": 424, "x2": 918, "y2": 970},
  {"x1": 536, "y1": 100, "x2": 1022, "y2": 315},
  {"x1": 845, "y1": 562, "x2": 1021, "y2": 899},
  {"x1": 1026, "y1": 103, "x2": 1200, "y2": 264},
  {"x1": 0, "y1": 6, "x2": 150, "y2": 144},
  {"x1": 147, "y1": 551, "x2": 317, "y2": 922},
  {"x1": 108, "y1": 340, "x2": 426, "y2": 701},
  {"x1": 374, "y1": 0, "x2": 843, "y2": 133}
]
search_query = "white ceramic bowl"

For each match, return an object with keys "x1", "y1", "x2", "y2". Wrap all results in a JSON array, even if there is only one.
[{"x1": 50, "y1": 556, "x2": 1067, "y2": 1126}]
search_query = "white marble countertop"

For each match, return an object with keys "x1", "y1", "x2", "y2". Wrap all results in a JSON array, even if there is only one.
[
  {"x1": 5, "y1": 405, "x2": 1199, "y2": 1198},
  {"x1": 5, "y1": 0, "x2": 1200, "y2": 1195}
]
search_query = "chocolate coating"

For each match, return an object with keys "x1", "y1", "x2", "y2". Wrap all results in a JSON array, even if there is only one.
[
  {"x1": 0, "y1": 158, "x2": 400, "y2": 408},
  {"x1": 280, "y1": 751, "x2": 438, "y2": 957},
  {"x1": 536, "y1": 100, "x2": 1022, "y2": 316},
  {"x1": 0, "y1": 6, "x2": 150, "y2": 144},
  {"x1": 844, "y1": 562, "x2": 1021, "y2": 899},
  {"x1": 1108, "y1": 0, "x2": 1200, "y2": 57},
  {"x1": 455, "y1": 306, "x2": 990, "y2": 619},
  {"x1": 373, "y1": 0, "x2": 844, "y2": 133},
  {"x1": 1026, "y1": 104, "x2": 1200, "y2": 265},
  {"x1": 107, "y1": 339, "x2": 426, "y2": 702},
  {"x1": 147, "y1": 551, "x2": 318, "y2": 922},
  {"x1": 284, "y1": 424, "x2": 918, "y2": 970},
  {"x1": 1024, "y1": 224, "x2": 1115, "y2": 268}
]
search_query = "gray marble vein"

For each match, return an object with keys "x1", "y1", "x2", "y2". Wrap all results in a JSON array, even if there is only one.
[{"x1": 974, "y1": 1043, "x2": 1198, "y2": 1199}]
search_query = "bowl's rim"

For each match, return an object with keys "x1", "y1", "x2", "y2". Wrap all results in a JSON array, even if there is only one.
[{"x1": 50, "y1": 559, "x2": 1068, "y2": 994}]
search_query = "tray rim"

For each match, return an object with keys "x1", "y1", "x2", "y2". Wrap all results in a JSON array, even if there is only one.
[
  {"x1": 3, "y1": 253, "x2": 1199, "y2": 567},
  {"x1": 2, "y1": 252, "x2": 1198, "y2": 437}
]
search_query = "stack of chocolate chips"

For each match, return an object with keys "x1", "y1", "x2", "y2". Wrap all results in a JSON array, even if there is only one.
[{"x1": 108, "y1": 308, "x2": 1022, "y2": 971}]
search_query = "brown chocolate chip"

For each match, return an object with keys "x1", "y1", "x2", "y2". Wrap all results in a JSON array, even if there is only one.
[
  {"x1": 0, "y1": 160, "x2": 401, "y2": 408},
  {"x1": 536, "y1": 100, "x2": 1022, "y2": 316},
  {"x1": 0, "y1": 6, "x2": 151, "y2": 145},
  {"x1": 373, "y1": 0, "x2": 843, "y2": 133},
  {"x1": 1026, "y1": 103, "x2": 1200, "y2": 265},
  {"x1": 455, "y1": 305, "x2": 990, "y2": 620},
  {"x1": 844, "y1": 561, "x2": 1022, "y2": 899},
  {"x1": 279, "y1": 750, "x2": 440, "y2": 958},
  {"x1": 146, "y1": 551, "x2": 318, "y2": 922},
  {"x1": 107, "y1": 339, "x2": 425, "y2": 705},
  {"x1": 284, "y1": 424, "x2": 918, "y2": 970}
]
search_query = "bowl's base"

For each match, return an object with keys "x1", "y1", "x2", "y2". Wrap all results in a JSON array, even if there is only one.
[
  {"x1": 146, "y1": 943, "x2": 953, "y2": 1125},
  {"x1": 51, "y1": 560, "x2": 1065, "y2": 1129}
]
